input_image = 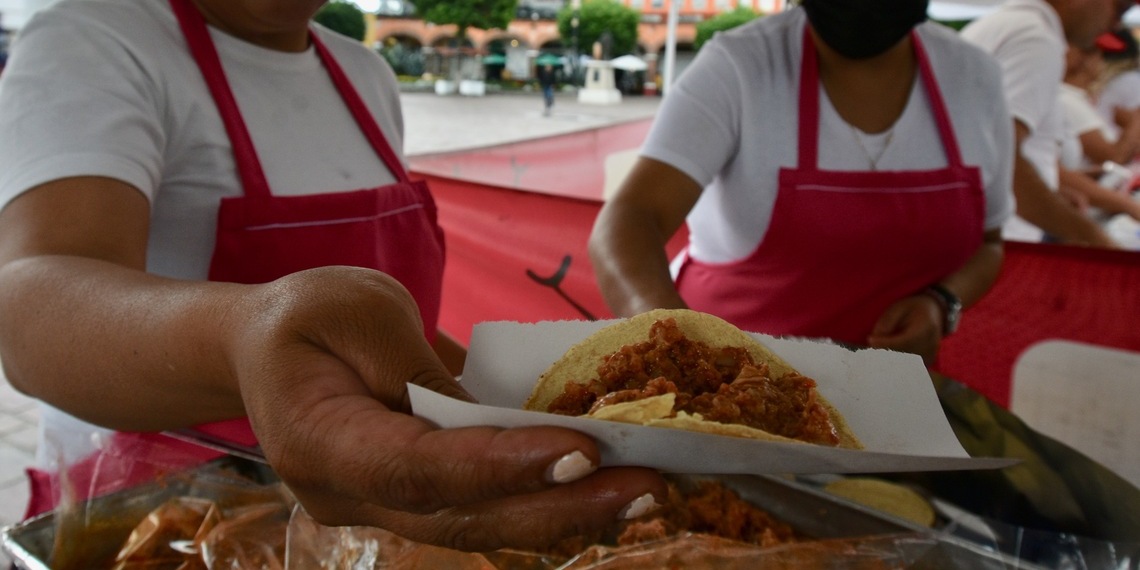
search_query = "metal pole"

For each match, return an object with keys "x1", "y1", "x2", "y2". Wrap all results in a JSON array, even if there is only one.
[{"x1": 662, "y1": 0, "x2": 680, "y2": 96}]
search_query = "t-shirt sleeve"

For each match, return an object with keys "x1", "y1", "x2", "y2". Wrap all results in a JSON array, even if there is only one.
[
  {"x1": 985, "y1": 101, "x2": 1016, "y2": 231},
  {"x1": 993, "y1": 29, "x2": 1064, "y2": 135},
  {"x1": 0, "y1": 10, "x2": 164, "y2": 211},
  {"x1": 640, "y1": 40, "x2": 742, "y2": 188}
]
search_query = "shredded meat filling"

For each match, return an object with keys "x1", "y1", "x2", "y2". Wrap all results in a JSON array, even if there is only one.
[
  {"x1": 543, "y1": 480, "x2": 798, "y2": 559},
  {"x1": 547, "y1": 318, "x2": 840, "y2": 446}
]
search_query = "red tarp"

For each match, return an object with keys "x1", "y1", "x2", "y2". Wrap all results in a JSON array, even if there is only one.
[
  {"x1": 412, "y1": 122, "x2": 1140, "y2": 409},
  {"x1": 936, "y1": 242, "x2": 1140, "y2": 407},
  {"x1": 411, "y1": 119, "x2": 654, "y2": 202}
]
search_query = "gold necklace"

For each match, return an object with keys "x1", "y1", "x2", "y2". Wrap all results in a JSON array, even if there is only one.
[{"x1": 850, "y1": 125, "x2": 895, "y2": 171}]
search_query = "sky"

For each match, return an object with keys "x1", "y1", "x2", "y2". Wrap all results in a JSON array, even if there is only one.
[{"x1": 348, "y1": 0, "x2": 381, "y2": 12}]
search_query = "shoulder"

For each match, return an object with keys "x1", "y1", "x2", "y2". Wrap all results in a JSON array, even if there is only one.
[
  {"x1": 310, "y1": 24, "x2": 399, "y2": 90},
  {"x1": 918, "y1": 23, "x2": 1004, "y2": 89},
  {"x1": 703, "y1": 9, "x2": 803, "y2": 62},
  {"x1": 19, "y1": 0, "x2": 175, "y2": 44},
  {"x1": 961, "y1": 1, "x2": 1062, "y2": 55},
  {"x1": 13, "y1": 0, "x2": 183, "y2": 81},
  {"x1": 683, "y1": 9, "x2": 803, "y2": 90},
  {"x1": 1106, "y1": 70, "x2": 1140, "y2": 90}
]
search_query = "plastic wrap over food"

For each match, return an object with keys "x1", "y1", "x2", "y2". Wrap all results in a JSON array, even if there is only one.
[
  {"x1": 111, "y1": 497, "x2": 219, "y2": 569},
  {"x1": 284, "y1": 505, "x2": 511, "y2": 569},
  {"x1": 47, "y1": 454, "x2": 290, "y2": 570},
  {"x1": 280, "y1": 510, "x2": 944, "y2": 570}
]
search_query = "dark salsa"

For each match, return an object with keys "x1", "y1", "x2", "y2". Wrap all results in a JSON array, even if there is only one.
[{"x1": 546, "y1": 318, "x2": 840, "y2": 446}]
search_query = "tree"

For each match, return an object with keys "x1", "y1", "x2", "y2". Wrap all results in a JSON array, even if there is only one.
[
  {"x1": 408, "y1": 0, "x2": 518, "y2": 40},
  {"x1": 557, "y1": 0, "x2": 641, "y2": 58},
  {"x1": 314, "y1": 1, "x2": 367, "y2": 42},
  {"x1": 694, "y1": 7, "x2": 761, "y2": 50}
]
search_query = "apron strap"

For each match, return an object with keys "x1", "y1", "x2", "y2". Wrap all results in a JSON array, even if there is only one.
[
  {"x1": 911, "y1": 34, "x2": 967, "y2": 168},
  {"x1": 797, "y1": 26, "x2": 967, "y2": 169},
  {"x1": 797, "y1": 27, "x2": 821, "y2": 170},
  {"x1": 311, "y1": 33, "x2": 412, "y2": 184},
  {"x1": 169, "y1": 0, "x2": 273, "y2": 199}
]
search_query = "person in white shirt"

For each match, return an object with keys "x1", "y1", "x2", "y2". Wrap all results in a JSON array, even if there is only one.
[
  {"x1": 590, "y1": 0, "x2": 1012, "y2": 365},
  {"x1": 1058, "y1": 42, "x2": 1140, "y2": 221},
  {"x1": 0, "y1": 0, "x2": 665, "y2": 550},
  {"x1": 1093, "y1": 27, "x2": 1140, "y2": 132},
  {"x1": 960, "y1": 0, "x2": 1119, "y2": 246}
]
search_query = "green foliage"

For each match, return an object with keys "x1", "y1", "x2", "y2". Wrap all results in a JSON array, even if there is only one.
[
  {"x1": 934, "y1": 19, "x2": 970, "y2": 32},
  {"x1": 379, "y1": 43, "x2": 426, "y2": 77},
  {"x1": 408, "y1": 0, "x2": 519, "y2": 39},
  {"x1": 695, "y1": 7, "x2": 761, "y2": 50},
  {"x1": 557, "y1": 0, "x2": 641, "y2": 57},
  {"x1": 314, "y1": 1, "x2": 367, "y2": 42}
]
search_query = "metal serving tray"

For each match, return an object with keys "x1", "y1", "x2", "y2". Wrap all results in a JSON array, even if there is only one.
[
  {"x1": 1, "y1": 457, "x2": 278, "y2": 570},
  {"x1": 1, "y1": 459, "x2": 1043, "y2": 569}
]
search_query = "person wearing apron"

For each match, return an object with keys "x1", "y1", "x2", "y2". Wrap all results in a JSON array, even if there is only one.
[
  {"x1": 590, "y1": 0, "x2": 1013, "y2": 365},
  {"x1": 0, "y1": 0, "x2": 665, "y2": 551}
]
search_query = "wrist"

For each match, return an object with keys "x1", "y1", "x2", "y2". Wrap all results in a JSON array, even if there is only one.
[{"x1": 921, "y1": 283, "x2": 961, "y2": 336}]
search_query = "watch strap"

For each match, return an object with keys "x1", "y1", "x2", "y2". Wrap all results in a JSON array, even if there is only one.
[{"x1": 922, "y1": 283, "x2": 961, "y2": 335}]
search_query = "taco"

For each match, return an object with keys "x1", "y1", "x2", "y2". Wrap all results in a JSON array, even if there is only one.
[{"x1": 524, "y1": 309, "x2": 862, "y2": 449}]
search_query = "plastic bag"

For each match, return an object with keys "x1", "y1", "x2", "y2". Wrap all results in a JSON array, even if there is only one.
[{"x1": 45, "y1": 432, "x2": 285, "y2": 570}]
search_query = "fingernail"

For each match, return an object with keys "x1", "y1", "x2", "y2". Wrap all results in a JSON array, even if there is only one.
[
  {"x1": 618, "y1": 493, "x2": 660, "y2": 520},
  {"x1": 546, "y1": 451, "x2": 596, "y2": 484}
]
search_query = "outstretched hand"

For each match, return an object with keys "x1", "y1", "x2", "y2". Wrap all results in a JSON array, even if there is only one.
[{"x1": 228, "y1": 267, "x2": 667, "y2": 551}]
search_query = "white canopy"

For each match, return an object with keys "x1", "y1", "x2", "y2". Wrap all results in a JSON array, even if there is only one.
[{"x1": 610, "y1": 54, "x2": 648, "y2": 71}]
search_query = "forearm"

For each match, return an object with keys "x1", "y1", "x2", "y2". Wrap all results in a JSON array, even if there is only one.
[
  {"x1": 1081, "y1": 128, "x2": 1140, "y2": 166},
  {"x1": 0, "y1": 255, "x2": 247, "y2": 431},
  {"x1": 1013, "y1": 153, "x2": 1115, "y2": 247},
  {"x1": 935, "y1": 232, "x2": 1003, "y2": 309},
  {"x1": 589, "y1": 203, "x2": 687, "y2": 318},
  {"x1": 1059, "y1": 167, "x2": 1140, "y2": 217}
]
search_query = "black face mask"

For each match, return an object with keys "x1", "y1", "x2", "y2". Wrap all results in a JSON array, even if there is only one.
[{"x1": 802, "y1": 0, "x2": 930, "y2": 60}]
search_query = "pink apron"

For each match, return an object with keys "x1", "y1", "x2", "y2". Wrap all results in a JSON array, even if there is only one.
[
  {"x1": 26, "y1": 0, "x2": 444, "y2": 517},
  {"x1": 676, "y1": 28, "x2": 984, "y2": 347}
]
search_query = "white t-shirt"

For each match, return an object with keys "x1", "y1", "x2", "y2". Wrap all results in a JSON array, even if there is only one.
[
  {"x1": 0, "y1": 0, "x2": 405, "y2": 281},
  {"x1": 961, "y1": 0, "x2": 1066, "y2": 242},
  {"x1": 642, "y1": 9, "x2": 1013, "y2": 265},
  {"x1": 1096, "y1": 69, "x2": 1140, "y2": 136},
  {"x1": 0, "y1": 0, "x2": 407, "y2": 467},
  {"x1": 1059, "y1": 83, "x2": 1112, "y2": 170}
]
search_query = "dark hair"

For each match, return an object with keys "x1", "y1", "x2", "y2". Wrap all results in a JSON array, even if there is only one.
[{"x1": 1103, "y1": 28, "x2": 1140, "y2": 61}]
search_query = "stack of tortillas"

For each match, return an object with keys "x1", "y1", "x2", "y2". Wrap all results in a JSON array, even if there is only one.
[{"x1": 823, "y1": 478, "x2": 937, "y2": 527}]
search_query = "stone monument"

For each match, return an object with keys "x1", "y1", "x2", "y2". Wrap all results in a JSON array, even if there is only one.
[{"x1": 578, "y1": 41, "x2": 621, "y2": 105}]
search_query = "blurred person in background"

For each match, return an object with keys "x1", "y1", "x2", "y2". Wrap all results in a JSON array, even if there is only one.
[
  {"x1": 961, "y1": 0, "x2": 1121, "y2": 247},
  {"x1": 1092, "y1": 26, "x2": 1140, "y2": 130},
  {"x1": 538, "y1": 63, "x2": 557, "y2": 116},
  {"x1": 0, "y1": 0, "x2": 665, "y2": 551},
  {"x1": 1058, "y1": 41, "x2": 1140, "y2": 221},
  {"x1": 589, "y1": 0, "x2": 1013, "y2": 366}
]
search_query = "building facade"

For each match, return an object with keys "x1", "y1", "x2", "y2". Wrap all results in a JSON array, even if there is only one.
[{"x1": 372, "y1": 0, "x2": 788, "y2": 82}]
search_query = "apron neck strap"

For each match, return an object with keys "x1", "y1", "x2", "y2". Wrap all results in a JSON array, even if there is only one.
[
  {"x1": 911, "y1": 34, "x2": 966, "y2": 168},
  {"x1": 796, "y1": 26, "x2": 967, "y2": 170},
  {"x1": 797, "y1": 27, "x2": 821, "y2": 170},
  {"x1": 169, "y1": 0, "x2": 272, "y2": 198},
  {"x1": 310, "y1": 33, "x2": 411, "y2": 184},
  {"x1": 169, "y1": 0, "x2": 412, "y2": 199}
]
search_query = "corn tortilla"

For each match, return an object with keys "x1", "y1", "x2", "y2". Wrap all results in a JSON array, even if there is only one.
[{"x1": 524, "y1": 309, "x2": 862, "y2": 449}]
